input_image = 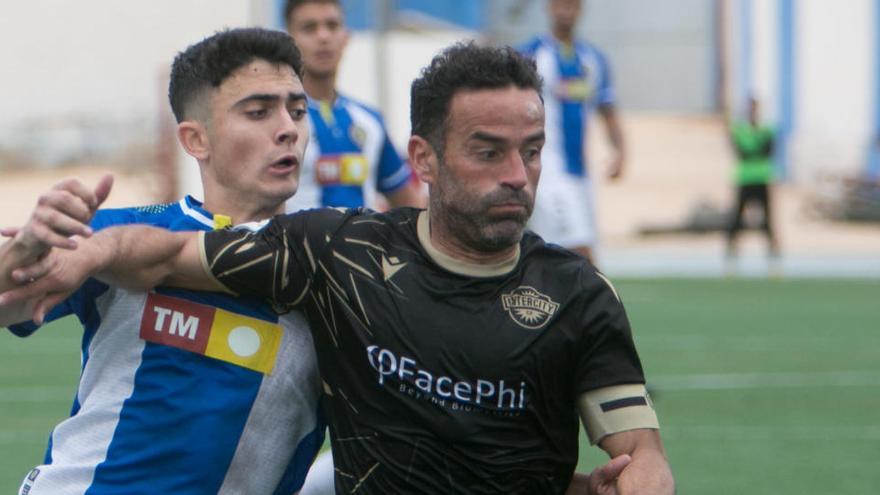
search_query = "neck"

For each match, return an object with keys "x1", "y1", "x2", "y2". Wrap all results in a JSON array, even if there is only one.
[
  {"x1": 201, "y1": 184, "x2": 284, "y2": 225},
  {"x1": 552, "y1": 27, "x2": 575, "y2": 44},
  {"x1": 201, "y1": 196, "x2": 284, "y2": 225},
  {"x1": 304, "y1": 71, "x2": 337, "y2": 102},
  {"x1": 427, "y1": 210, "x2": 519, "y2": 266}
]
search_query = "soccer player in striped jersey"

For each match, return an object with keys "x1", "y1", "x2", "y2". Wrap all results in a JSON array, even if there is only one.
[
  {"x1": 0, "y1": 28, "x2": 323, "y2": 494},
  {"x1": 519, "y1": 0, "x2": 626, "y2": 264},
  {"x1": 283, "y1": 0, "x2": 424, "y2": 213}
]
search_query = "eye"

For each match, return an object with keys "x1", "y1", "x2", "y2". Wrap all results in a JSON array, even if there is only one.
[
  {"x1": 478, "y1": 149, "x2": 500, "y2": 161},
  {"x1": 522, "y1": 147, "x2": 541, "y2": 161},
  {"x1": 289, "y1": 108, "x2": 308, "y2": 120},
  {"x1": 246, "y1": 108, "x2": 267, "y2": 119},
  {"x1": 299, "y1": 22, "x2": 318, "y2": 34}
]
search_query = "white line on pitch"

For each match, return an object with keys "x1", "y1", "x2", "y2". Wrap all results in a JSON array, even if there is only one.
[{"x1": 651, "y1": 370, "x2": 880, "y2": 390}]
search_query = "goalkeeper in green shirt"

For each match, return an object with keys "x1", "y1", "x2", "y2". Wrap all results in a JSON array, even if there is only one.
[{"x1": 726, "y1": 97, "x2": 780, "y2": 263}]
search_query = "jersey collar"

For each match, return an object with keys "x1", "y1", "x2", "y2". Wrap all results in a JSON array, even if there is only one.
[{"x1": 417, "y1": 211, "x2": 520, "y2": 278}]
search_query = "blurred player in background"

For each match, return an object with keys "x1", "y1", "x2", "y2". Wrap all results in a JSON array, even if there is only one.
[
  {"x1": 725, "y1": 96, "x2": 780, "y2": 268},
  {"x1": 284, "y1": 0, "x2": 424, "y2": 213},
  {"x1": 0, "y1": 28, "x2": 323, "y2": 494},
  {"x1": 519, "y1": 0, "x2": 626, "y2": 264}
]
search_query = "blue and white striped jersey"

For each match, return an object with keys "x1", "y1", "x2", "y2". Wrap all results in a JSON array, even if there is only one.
[
  {"x1": 520, "y1": 35, "x2": 616, "y2": 178},
  {"x1": 9, "y1": 196, "x2": 323, "y2": 495},
  {"x1": 286, "y1": 94, "x2": 412, "y2": 212}
]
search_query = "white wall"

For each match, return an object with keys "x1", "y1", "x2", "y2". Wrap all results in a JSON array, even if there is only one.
[
  {"x1": 751, "y1": 0, "x2": 778, "y2": 122},
  {"x1": 725, "y1": 0, "x2": 875, "y2": 181},
  {"x1": 793, "y1": 0, "x2": 873, "y2": 179},
  {"x1": 0, "y1": 0, "x2": 266, "y2": 165}
]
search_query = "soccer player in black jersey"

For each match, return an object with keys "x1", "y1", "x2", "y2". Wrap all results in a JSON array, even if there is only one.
[{"x1": 5, "y1": 42, "x2": 675, "y2": 494}]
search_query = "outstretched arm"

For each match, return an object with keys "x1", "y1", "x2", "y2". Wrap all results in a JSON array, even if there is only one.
[
  {"x1": 0, "y1": 224, "x2": 222, "y2": 324},
  {"x1": 0, "y1": 175, "x2": 113, "y2": 326},
  {"x1": 0, "y1": 175, "x2": 113, "y2": 293},
  {"x1": 598, "y1": 104, "x2": 626, "y2": 180}
]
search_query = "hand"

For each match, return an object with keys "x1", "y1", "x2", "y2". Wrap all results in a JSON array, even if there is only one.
[
  {"x1": 606, "y1": 153, "x2": 624, "y2": 181},
  {"x1": 0, "y1": 242, "x2": 101, "y2": 324},
  {"x1": 12, "y1": 174, "x2": 113, "y2": 257},
  {"x1": 587, "y1": 454, "x2": 632, "y2": 495}
]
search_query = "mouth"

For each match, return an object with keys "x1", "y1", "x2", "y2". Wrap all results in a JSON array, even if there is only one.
[
  {"x1": 491, "y1": 203, "x2": 527, "y2": 212},
  {"x1": 270, "y1": 155, "x2": 299, "y2": 173}
]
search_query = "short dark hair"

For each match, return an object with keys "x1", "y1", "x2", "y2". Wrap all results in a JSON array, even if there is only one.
[
  {"x1": 410, "y1": 41, "x2": 543, "y2": 155},
  {"x1": 169, "y1": 27, "x2": 303, "y2": 123},
  {"x1": 283, "y1": 0, "x2": 341, "y2": 27}
]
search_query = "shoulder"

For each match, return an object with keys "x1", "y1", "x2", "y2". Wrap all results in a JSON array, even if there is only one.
[
  {"x1": 518, "y1": 36, "x2": 545, "y2": 56},
  {"x1": 522, "y1": 233, "x2": 618, "y2": 299},
  {"x1": 338, "y1": 94, "x2": 386, "y2": 124},
  {"x1": 91, "y1": 201, "x2": 180, "y2": 231},
  {"x1": 272, "y1": 206, "x2": 365, "y2": 236},
  {"x1": 332, "y1": 207, "x2": 419, "y2": 236},
  {"x1": 577, "y1": 39, "x2": 610, "y2": 63}
]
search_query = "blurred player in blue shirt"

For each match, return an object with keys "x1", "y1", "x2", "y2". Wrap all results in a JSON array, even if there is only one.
[
  {"x1": 284, "y1": 0, "x2": 424, "y2": 213},
  {"x1": 519, "y1": 0, "x2": 626, "y2": 264}
]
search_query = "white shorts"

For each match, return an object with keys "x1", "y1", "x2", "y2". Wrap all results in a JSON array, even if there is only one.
[
  {"x1": 528, "y1": 174, "x2": 597, "y2": 249},
  {"x1": 299, "y1": 448, "x2": 335, "y2": 494}
]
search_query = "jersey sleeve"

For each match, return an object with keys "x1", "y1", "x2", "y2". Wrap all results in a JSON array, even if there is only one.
[
  {"x1": 578, "y1": 383, "x2": 659, "y2": 444},
  {"x1": 572, "y1": 272, "x2": 658, "y2": 443},
  {"x1": 199, "y1": 208, "x2": 352, "y2": 313},
  {"x1": 375, "y1": 131, "x2": 411, "y2": 194},
  {"x1": 573, "y1": 271, "x2": 645, "y2": 393}
]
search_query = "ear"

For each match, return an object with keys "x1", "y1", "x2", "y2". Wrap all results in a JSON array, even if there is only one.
[
  {"x1": 408, "y1": 135, "x2": 438, "y2": 186},
  {"x1": 177, "y1": 120, "x2": 210, "y2": 161}
]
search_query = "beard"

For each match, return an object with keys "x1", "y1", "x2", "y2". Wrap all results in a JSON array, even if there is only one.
[{"x1": 432, "y1": 169, "x2": 534, "y2": 253}]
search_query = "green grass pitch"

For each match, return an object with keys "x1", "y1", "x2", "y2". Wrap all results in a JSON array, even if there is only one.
[{"x1": 1, "y1": 278, "x2": 877, "y2": 494}]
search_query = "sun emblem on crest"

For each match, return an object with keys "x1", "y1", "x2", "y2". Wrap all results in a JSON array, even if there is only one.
[{"x1": 501, "y1": 286, "x2": 560, "y2": 330}]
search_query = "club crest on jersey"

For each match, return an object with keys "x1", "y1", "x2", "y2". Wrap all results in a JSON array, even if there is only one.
[
  {"x1": 349, "y1": 124, "x2": 367, "y2": 148},
  {"x1": 501, "y1": 286, "x2": 559, "y2": 330}
]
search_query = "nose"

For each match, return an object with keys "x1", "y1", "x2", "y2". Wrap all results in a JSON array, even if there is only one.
[
  {"x1": 500, "y1": 152, "x2": 528, "y2": 190},
  {"x1": 276, "y1": 111, "x2": 300, "y2": 146}
]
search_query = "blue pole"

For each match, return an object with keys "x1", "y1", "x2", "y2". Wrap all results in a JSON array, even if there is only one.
[
  {"x1": 739, "y1": 0, "x2": 753, "y2": 119},
  {"x1": 273, "y1": 0, "x2": 286, "y2": 28},
  {"x1": 777, "y1": 0, "x2": 795, "y2": 180},
  {"x1": 869, "y1": 0, "x2": 880, "y2": 178}
]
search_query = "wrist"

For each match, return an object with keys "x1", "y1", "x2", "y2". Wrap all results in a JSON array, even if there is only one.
[{"x1": 81, "y1": 232, "x2": 115, "y2": 276}]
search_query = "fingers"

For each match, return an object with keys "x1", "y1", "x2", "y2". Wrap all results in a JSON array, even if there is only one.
[
  {"x1": 1, "y1": 227, "x2": 19, "y2": 238},
  {"x1": 591, "y1": 454, "x2": 631, "y2": 487},
  {"x1": 15, "y1": 175, "x2": 113, "y2": 254},
  {"x1": 93, "y1": 174, "x2": 114, "y2": 210},
  {"x1": 33, "y1": 292, "x2": 69, "y2": 326},
  {"x1": 0, "y1": 276, "x2": 51, "y2": 308},
  {"x1": 39, "y1": 182, "x2": 96, "y2": 234},
  {"x1": 10, "y1": 256, "x2": 52, "y2": 285},
  {"x1": 21, "y1": 219, "x2": 83, "y2": 250}
]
